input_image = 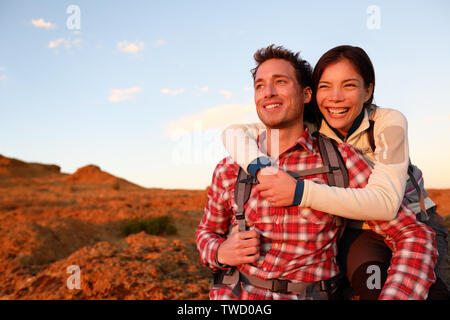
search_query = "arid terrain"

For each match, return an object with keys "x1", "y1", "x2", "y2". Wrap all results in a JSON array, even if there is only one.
[{"x1": 0, "y1": 154, "x2": 449, "y2": 300}]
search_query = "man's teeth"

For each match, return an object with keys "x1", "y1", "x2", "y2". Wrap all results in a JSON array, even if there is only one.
[
  {"x1": 265, "y1": 104, "x2": 280, "y2": 109},
  {"x1": 328, "y1": 108, "x2": 348, "y2": 115}
]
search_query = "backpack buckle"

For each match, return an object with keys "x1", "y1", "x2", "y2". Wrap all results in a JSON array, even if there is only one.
[{"x1": 271, "y1": 279, "x2": 289, "y2": 294}]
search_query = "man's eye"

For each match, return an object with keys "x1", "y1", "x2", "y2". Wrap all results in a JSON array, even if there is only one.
[
  {"x1": 318, "y1": 85, "x2": 329, "y2": 89},
  {"x1": 255, "y1": 84, "x2": 263, "y2": 90},
  {"x1": 276, "y1": 79, "x2": 286, "y2": 84}
]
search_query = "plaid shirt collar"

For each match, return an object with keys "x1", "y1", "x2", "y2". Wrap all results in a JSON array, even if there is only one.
[{"x1": 256, "y1": 127, "x2": 316, "y2": 160}]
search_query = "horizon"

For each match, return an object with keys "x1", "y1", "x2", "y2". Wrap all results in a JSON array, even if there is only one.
[{"x1": 1, "y1": 1, "x2": 450, "y2": 189}]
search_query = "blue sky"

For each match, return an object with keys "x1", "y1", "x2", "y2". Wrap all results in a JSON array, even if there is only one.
[{"x1": 1, "y1": 0, "x2": 449, "y2": 189}]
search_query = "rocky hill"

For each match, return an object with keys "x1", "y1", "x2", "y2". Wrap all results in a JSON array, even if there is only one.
[{"x1": 0, "y1": 154, "x2": 210, "y2": 299}]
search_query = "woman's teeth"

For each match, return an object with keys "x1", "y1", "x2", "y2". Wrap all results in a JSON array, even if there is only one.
[{"x1": 327, "y1": 108, "x2": 348, "y2": 115}]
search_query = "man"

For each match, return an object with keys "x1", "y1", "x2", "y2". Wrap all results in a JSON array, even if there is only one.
[{"x1": 196, "y1": 45, "x2": 437, "y2": 300}]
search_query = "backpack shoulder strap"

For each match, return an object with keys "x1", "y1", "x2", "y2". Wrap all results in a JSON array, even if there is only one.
[
  {"x1": 312, "y1": 132, "x2": 350, "y2": 229},
  {"x1": 367, "y1": 120, "x2": 376, "y2": 152},
  {"x1": 407, "y1": 164, "x2": 428, "y2": 220},
  {"x1": 313, "y1": 132, "x2": 349, "y2": 188},
  {"x1": 234, "y1": 168, "x2": 255, "y2": 232}
]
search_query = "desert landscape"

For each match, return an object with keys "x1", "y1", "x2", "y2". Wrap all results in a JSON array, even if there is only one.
[{"x1": 0, "y1": 154, "x2": 448, "y2": 300}]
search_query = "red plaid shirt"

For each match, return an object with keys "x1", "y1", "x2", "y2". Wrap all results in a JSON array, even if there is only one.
[{"x1": 196, "y1": 128, "x2": 437, "y2": 300}]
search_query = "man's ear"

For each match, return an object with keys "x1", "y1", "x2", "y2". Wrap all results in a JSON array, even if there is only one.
[{"x1": 303, "y1": 87, "x2": 312, "y2": 103}]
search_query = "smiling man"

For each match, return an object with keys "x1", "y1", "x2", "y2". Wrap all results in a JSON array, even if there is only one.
[{"x1": 195, "y1": 45, "x2": 436, "y2": 300}]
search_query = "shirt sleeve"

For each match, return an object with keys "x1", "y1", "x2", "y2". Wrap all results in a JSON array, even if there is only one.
[
  {"x1": 301, "y1": 109, "x2": 409, "y2": 221},
  {"x1": 195, "y1": 159, "x2": 235, "y2": 271},
  {"x1": 366, "y1": 204, "x2": 437, "y2": 300},
  {"x1": 221, "y1": 123, "x2": 266, "y2": 174}
]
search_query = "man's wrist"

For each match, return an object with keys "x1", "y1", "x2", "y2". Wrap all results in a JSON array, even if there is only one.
[{"x1": 215, "y1": 242, "x2": 228, "y2": 268}]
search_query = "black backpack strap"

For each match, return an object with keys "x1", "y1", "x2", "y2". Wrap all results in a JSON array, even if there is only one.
[
  {"x1": 234, "y1": 168, "x2": 256, "y2": 232},
  {"x1": 312, "y1": 132, "x2": 350, "y2": 229},
  {"x1": 313, "y1": 132, "x2": 349, "y2": 188},
  {"x1": 407, "y1": 164, "x2": 428, "y2": 221},
  {"x1": 367, "y1": 120, "x2": 376, "y2": 152}
]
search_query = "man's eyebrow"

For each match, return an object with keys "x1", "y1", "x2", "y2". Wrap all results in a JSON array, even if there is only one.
[{"x1": 254, "y1": 74, "x2": 290, "y2": 83}]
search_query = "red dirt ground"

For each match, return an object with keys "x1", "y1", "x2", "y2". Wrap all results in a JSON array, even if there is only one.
[{"x1": 0, "y1": 154, "x2": 448, "y2": 299}]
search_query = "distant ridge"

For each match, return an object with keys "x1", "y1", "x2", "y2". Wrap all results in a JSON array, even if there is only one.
[
  {"x1": 0, "y1": 154, "x2": 141, "y2": 188},
  {"x1": 0, "y1": 154, "x2": 60, "y2": 178},
  {"x1": 64, "y1": 164, "x2": 141, "y2": 188}
]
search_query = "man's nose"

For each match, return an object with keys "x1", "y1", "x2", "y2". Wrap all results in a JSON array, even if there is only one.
[{"x1": 263, "y1": 82, "x2": 276, "y2": 98}]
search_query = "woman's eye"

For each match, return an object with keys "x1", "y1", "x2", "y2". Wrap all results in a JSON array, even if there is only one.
[
  {"x1": 318, "y1": 85, "x2": 328, "y2": 89},
  {"x1": 345, "y1": 83, "x2": 357, "y2": 88}
]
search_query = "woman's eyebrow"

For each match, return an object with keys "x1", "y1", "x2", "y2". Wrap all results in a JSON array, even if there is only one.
[
  {"x1": 319, "y1": 78, "x2": 361, "y2": 83},
  {"x1": 343, "y1": 78, "x2": 361, "y2": 83}
]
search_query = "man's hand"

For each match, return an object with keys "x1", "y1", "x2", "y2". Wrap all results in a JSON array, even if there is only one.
[
  {"x1": 217, "y1": 225, "x2": 260, "y2": 266},
  {"x1": 254, "y1": 167, "x2": 298, "y2": 207}
]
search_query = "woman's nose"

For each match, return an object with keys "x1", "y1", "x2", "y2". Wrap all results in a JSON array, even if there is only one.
[{"x1": 329, "y1": 87, "x2": 344, "y2": 101}]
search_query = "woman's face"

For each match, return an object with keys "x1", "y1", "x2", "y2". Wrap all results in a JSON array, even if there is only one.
[{"x1": 316, "y1": 59, "x2": 373, "y2": 136}]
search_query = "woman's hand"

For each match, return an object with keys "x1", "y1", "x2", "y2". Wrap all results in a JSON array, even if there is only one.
[{"x1": 254, "y1": 167, "x2": 298, "y2": 207}]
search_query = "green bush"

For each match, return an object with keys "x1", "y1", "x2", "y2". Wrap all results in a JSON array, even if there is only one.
[{"x1": 121, "y1": 216, "x2": 177, "y2": 236}]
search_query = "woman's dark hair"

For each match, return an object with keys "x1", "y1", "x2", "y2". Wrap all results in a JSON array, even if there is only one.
[
  {"x1": 251, "y1": 45, "x2": 317, "y2": 125},
  {"x1": 312, "y1": 45, "x2": 375, "y2": 123}
]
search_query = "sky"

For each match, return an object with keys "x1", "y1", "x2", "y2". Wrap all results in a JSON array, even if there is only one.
[{"x1": 0, "y1": 0, "x2": 449, "y2": 190}]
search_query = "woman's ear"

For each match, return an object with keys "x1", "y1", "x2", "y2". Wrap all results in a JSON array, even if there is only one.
[
  {"x1": 365, "y1": 83, "x2": 374, "y2": 103},
  {"x1": 304, "y1": 86, "x2": 312, "y2": 103}
]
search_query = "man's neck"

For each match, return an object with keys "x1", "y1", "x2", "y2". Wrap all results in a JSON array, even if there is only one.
[{"x1": 266, "y1": 123, "x2": 304, "y2": 158}]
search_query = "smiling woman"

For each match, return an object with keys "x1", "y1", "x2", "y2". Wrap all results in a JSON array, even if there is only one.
[{"x1": 316, "y1": 59, "x2": 373, "y2": 136}]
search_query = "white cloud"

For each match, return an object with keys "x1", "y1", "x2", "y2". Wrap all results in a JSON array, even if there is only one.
[
  {"x1": 200, "y1": 86, "x2": 209, "y2": 92},
  {"x1": 31, "y1": 18, "x2": 56, "y2": 30},
  {"x1": 152, "y1": 40, "x2": 167, "y2": 47},
  {"x1": 117, "y1": 41, "x2": 145, "y2": 54},
  {"x1": 164, "y1": 103, "x2": 259, "y2": 138},
  {"x1": 47, "y1": 37, "x2": 82, "y2": 50},
  {"x1": 220, "y1": 89, "x2": 233, "y2": 99},
  {"x1": 108, "y1": 87, "x2": 142, "y2": 103},
  {"x1": 160, "y1": 88, "x2": 185, "y2": 96},
  {"x1": 243, "y1": 87, "x2": 252, "y2": 92}
]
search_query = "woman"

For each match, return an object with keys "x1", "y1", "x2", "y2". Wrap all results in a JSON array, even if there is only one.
[{"x1": 221, "y1": 45, "x2": 448, "y2": 299}]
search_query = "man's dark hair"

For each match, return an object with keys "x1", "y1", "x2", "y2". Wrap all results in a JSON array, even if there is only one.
[
  {"x1": 250, "y1": 45, "x2": 316, "y2": 125},
  {"x1": 251, "y1": 44, "x2": 313, "y2": 89}
]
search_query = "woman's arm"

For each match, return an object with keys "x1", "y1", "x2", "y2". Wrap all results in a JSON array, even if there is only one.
[
  {"x1": 301, "y1": 109, "x2": 409, "y2": 220},
  {"x1": 221, "y1": 122, "x2": 270, "y2": 175}
]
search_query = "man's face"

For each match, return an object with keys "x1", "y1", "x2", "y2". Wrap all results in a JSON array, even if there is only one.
[{"x1": 254, "y1": 59, "x2": 310, "y2": 129}]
